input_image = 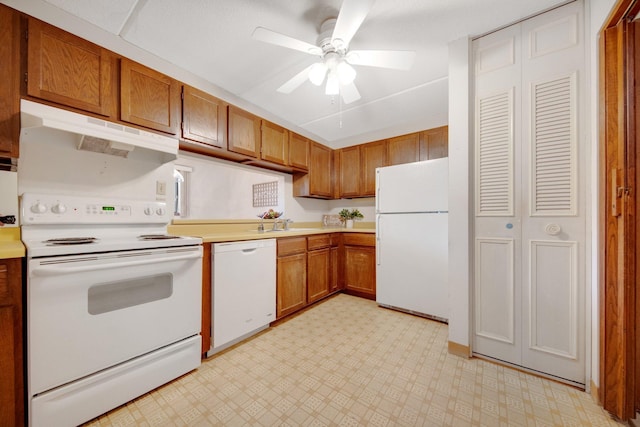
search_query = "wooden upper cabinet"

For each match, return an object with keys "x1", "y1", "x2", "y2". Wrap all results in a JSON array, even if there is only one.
[
  {"x1": 387, "y1": 132, "x2": 420, "y2": 165},
  {"x1": 0, "y1": 5, "x2": 20, "y2": 159},
  {"x1": 182, "y1": 85, "x2": 226, "y2": 148},
  {"x1": 338, "y1": 145, "x2": 361, "y2": 198},
  {"x1": 27, "y1": 18, "x2": 114, "y2": 117},
  {"x1": 308, "y1": 142, "x2": 333, "y2": 198},
  {"x1": 120, "y1": 58, "x2": 180, "y2": 134},
  {"x1": 420, "y1": 125, "x2": 448, "y2": 160},
  {"x1": 289, "y1": 132, "x2": 309, "y2": 171},
  {"x1": 227, "y1": 105, "x2": 261, "y2": 158},
  {"x1": 261, "y1": 120, "x2": 288, "y2": 166},
  {"x1": 361, "y1": 140, "x2": 387, "y2": 196}
]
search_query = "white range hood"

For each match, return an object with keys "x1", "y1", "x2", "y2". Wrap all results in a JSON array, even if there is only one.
[{"x1": 20, "y1": 100, "x2": 178, "y2": 162}]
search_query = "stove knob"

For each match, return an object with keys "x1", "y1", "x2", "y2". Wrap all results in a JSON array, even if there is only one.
[
  {"x1": 156, "y1": 207, "x2": 166, "y2": 216},
  {"x1": 51, "y1": 203, "x2": 67, "y2": 214},
  {"x1": 30, "y1": 202, "x2": 47, "y2": 214},
  {"x1": 144, "y1": 207, "x2": 153, "y2": 216}
]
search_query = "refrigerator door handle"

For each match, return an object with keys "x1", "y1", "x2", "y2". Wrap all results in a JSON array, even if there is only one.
[{"x1": 376, "y1": 215, "x2": 381, "y2": 266}]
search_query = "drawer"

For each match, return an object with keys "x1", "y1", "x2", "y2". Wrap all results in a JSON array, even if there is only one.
[
  {"x1": 343, "y1": 233, "x2": 375, "y2": 247},
  {"x1": 307, "y1": 234, "x2": 331, "y2": 250},
  {"x1": 330, "y1": 233, "x2": 342, "y2": 246},
  {"x1": 277, "y1": 237, "x2": 307, "y2": 256}
]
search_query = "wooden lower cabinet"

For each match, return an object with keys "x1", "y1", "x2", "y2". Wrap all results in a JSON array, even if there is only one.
[
  {"x1": 0, "y1": 257, "x2": 24, "y2": 427},
  {"x1": 307, "y1": 248, "x2": 330, "y2": 303},
  {"x1": 274, "y1": 232, "x2": 374, "y2": 319},
  {"x1": 276, "y1": 237, "x2": 307, "y2": 319},
  {"x1": 343, "y1": 234, "x2": 376, "y2": 300}
]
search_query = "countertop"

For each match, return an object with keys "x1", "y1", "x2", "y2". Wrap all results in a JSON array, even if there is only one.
[
  {"x1": 0, "y1": 227, "x2": 25, "y2": 259},
  {"x1": 168, "y1": 220, "x2": 375, "y2": 243}
]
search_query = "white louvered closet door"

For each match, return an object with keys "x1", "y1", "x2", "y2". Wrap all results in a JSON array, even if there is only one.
[{"x1": 473, "y1": 1, "x2": 585, "y2": 386}]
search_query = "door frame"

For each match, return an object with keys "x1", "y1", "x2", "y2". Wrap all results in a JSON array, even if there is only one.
[{"x1": 599, "y1": 0, "x2": 640, "y2": 420}]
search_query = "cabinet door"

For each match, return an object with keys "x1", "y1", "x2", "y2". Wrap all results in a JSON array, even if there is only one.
[
  {"x1": 261, "y1": 120, "x2": 288, "y2": 166},
  {"x1": 0, "y1": 5, "x2": 20, "y2": 159},
  {"x1": 309, "y1": 142, "x2": 333, "y2": 197},
  {"x1": 27, "y1": 18, "x2": 114, "y2": 117},
  {"x1": 420, "y1": 126, "x2": 448, "y2": 160},
  {"x1": 330, "y1": 246, "x2": 340, "y2": 293},
  {"x1": 344, "y1": 246, "x2": 376, "y2": 299},
  {"x1": 276, "y1": 253, "x2": 307, "y2": 318},
  {"x1": 0, "y1": 258, "x2": 23, "y2": 427},
  {"x1": 307, "y1": 248, "x2": 330, "y2": 304},
  {"x1": 182, "y1": 85, "x2": 225, "y2": 148},
  {"x1": 120, "y1": 58, "x2": 179, "y2": 134},
  {"x1": 289, "y1": 132, "x2": 309, "y2": 171},
  {"x1": 387, "y1": 133, "x2": 420, "y2": 165},
  {"x1": 338, "y1": 146, "x2": 361, "y2": 198},
  {"x1": 361, "y1": 140, "x2": 387, "y2": 196},
  {"x1": 227, "y1": 106, "x2": 261, "y2": 158}
]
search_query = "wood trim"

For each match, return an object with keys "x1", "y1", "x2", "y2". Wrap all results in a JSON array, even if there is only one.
[
  {"x1": 599, "y1": 1, "x2": 640, "y2": 420},
  {"x1": 591, "y1": 379, "x2": 600, "y2": 403},
  {"x1": 448, "y1": 341, "x2": 471, "y2": 358}
]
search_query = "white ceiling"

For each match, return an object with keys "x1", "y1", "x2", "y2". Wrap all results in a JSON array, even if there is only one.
[{"x1": 6, "y1": 0, "x2": 569, "y2": 148}]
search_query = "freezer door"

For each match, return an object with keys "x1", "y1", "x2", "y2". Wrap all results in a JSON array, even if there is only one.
[
  {"x1": 376, "y1": 158, "x2": 448, "y2": 213},
  {"x1": 376, "y1": 212, "x2": 448, "y2": 320}
]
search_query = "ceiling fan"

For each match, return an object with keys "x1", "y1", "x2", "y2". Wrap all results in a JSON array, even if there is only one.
[{"x1": 252, "y1": 0, "x2": 416, "y2": 104}]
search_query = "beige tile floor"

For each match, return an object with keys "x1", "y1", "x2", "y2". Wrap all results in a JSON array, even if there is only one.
[{"x1": 85, "y1": 294, "x2": 622, "y2": 426}]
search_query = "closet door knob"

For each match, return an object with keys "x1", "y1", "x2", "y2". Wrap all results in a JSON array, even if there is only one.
[{"x1": 545, "y1": 223, "x2": 561, "y2": 236}]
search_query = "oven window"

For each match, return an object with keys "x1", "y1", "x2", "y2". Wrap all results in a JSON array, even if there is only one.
[{"x1": 88, "y1": 274, "x2": 173, "y2": 315}]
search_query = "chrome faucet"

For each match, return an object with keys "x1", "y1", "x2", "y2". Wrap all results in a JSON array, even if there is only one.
[
  {"x1": 272, "y1": 219, "x2": 282, "y2": 231},
  {"x1": 283, "y1": 219, "x2": 292, "y2": 230}
]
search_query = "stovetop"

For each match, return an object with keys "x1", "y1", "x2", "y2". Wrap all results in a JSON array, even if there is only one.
[{"x1": 20, "y1": 193, "x2": 202, "y2": 258}]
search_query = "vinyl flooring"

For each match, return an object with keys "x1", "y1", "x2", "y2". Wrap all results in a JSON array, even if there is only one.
[{"x1": 84, "y1": 293, "x2": 622, "y2": 426}]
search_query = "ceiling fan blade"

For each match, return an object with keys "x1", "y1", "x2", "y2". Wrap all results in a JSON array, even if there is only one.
[
  {"x1": 340, "y1": 82, "x2": 361, "y2": 104},
  {"x1": 277, "y1": 65, "x2": 314, "y2": 94},
  {"x1": 346, "y1": 49, "x2": 416, "y2": 70},
  {"x1": 332, "y1": 0, "x2": 375, "y2": 49},
  {"x1": 252, "y1": 27, "x2": 322, "y2": 55}
]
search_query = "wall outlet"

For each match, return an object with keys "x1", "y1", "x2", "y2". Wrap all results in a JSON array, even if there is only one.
[{"x1": 156, "y1": 180, "x2": 166, "y2": 196}]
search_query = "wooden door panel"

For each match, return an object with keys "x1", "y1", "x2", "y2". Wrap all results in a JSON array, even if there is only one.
[
  {"x1": 120, "y1": 58, "x2": 179, "y2": 134},
  {"x1": 0, "y1": 5, "x2": 20, "y2": 158},
  {"x1": 227, "y1": 106, "x2": 260, "y2": 158},
  {"x1": 307, "y1": 248, "x2": 330, "y2": 303},
  {"x1": 289, "y1": 133, "x2": 309, "y2": 171},
  {"x1": 276, "y1": 254, "x2": 307, "y2": 318},
  {"x1": 339, "y1": 146, "x2": 361, "y2": 198},
  {"x1": 28, "y1": 18, "x2": 113, "y2": 117},
  {"x1": 361, "y1": 140, "x2": 387, "y2": 196},
  {"x1": 261, "y1": 121, "x2": 288, "y2": 165},
  {"x1": 182, "y1": 86, "x2": 225, "y2": 147},
  {"x1": 387, "y1": 133, "x2": 419, "y2": 165},
  {"x1": 420, "y1": 126, "x2": 448, "y2": 160}
]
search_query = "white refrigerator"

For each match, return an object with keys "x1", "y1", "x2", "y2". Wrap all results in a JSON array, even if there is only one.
[{"x1": 375, "y1": 158, "x2": 448, "y2": 321}]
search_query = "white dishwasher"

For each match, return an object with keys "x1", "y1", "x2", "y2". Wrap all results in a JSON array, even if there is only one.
[{"x1": 209, "y1": 239, "x2": 276, "y2": 356}]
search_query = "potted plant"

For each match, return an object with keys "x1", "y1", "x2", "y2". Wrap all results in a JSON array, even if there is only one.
[{"x1": 338, "y1": 208, "x2": 364, "y2": 229}]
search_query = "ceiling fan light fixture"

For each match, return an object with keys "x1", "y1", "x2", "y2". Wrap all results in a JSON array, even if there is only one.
[
  {"x1": 325, "y1": 71, "x2": 340, "y2": 95},
  {"x1": 337, "y1": 61, "x2": 356, "y2": 85},
  {"x1": 308, "y1": 62, "x2": 328, "y2": 86}
]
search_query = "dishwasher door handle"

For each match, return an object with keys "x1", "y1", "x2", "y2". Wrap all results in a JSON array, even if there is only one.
[{"x1": 242, "y1": 248, "x2": 258, "y2": 254}]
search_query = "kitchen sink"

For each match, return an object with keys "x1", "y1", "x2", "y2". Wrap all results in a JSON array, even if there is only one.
[{"x1": 251, "y1": 228, "x2": 318, "y2": 233}]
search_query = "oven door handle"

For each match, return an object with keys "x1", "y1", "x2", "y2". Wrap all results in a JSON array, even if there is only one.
[{"x1": 31, "y1": 252, "x2": 202, "y2": 276}]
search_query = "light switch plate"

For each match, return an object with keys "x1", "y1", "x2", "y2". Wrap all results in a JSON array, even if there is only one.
[{"x1": 156, "y1": 180, "x2": 166, "y2": 196}]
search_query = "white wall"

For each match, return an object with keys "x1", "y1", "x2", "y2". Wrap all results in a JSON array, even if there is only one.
[
  {"x1": 447, "y1": 37, "x2": 473, "y2": 349},
  {"x1": 177, "y1": 150, "x2": 358, "y2": 222}
]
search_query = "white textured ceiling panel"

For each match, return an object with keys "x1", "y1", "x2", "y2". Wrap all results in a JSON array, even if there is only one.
[
  {"x1": 42, "y1": 0, "x2": 138, "y2": 34},
  {"x1": 16, "y1": 0, "x2": 570, "y2": 147}
]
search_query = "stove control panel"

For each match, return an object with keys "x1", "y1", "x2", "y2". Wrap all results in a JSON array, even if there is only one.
[{"x1": 21, "y1": 193, "x2": 170, "y2": 224}]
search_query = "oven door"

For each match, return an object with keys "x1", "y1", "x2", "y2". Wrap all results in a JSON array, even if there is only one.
[{"x1": 28, "y1": 245, "x2": 203, "y2": 395}]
